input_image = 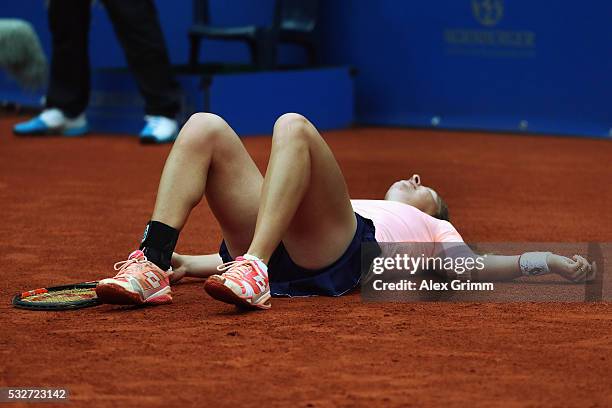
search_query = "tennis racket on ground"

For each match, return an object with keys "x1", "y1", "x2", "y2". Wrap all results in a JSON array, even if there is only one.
[{"x1": 12, "y1": 281, "x2": 100, "y2": 310}]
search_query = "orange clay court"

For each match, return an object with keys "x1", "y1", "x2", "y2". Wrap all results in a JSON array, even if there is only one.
[{"x1": 1, "y1": 115, "x2": 611, "y2": 407}]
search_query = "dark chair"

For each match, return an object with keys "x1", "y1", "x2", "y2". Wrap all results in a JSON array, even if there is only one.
[{"x1": 188, "y1": 0, "x2": 319, "y2": 70}]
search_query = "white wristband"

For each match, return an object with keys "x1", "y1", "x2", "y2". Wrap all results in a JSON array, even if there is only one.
[{"x1": 519, "y1": 252, "x2": 551, "y2": 276}]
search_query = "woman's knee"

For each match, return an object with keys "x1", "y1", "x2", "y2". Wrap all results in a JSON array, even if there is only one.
[
  {"x1": 175, "y1": 112, "x2": 231, "y2": 149},
  {"x1": 272, "y1": 113, "x2": 314, "y2": 146}
]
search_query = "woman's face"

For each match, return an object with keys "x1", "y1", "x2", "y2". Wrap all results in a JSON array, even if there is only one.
[{"x1": 384, "y1": 174, "x2": 440, "y2": 216}]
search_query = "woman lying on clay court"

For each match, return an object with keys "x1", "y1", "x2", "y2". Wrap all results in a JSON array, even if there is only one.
[{"x1": 95, "y1": 113, "x2": 596, "y2": 309}]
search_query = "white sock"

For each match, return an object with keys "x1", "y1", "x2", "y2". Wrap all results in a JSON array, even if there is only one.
[{"x1": 243, "y1": 253, "x2": 268, "y2": 275}]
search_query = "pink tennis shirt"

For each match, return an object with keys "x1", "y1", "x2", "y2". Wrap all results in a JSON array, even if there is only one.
[{"x1": 351, "y1": 199, "x2": 463, "y2": 243}]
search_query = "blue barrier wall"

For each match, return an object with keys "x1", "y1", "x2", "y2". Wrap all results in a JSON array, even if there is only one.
[
  {"x1": 2, "y1": 0, "x2": 611, "y2": 137},
  {"x1": 87, "y1": 67, "x2": 354, "y2": 135},
  {"x1": 317, "y1": 0, "x2": 612, "y2": 137}
]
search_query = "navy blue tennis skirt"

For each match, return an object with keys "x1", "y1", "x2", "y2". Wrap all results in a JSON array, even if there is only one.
[{"x1": 219, "y1": 213, "x2": 380, "y2": 297}]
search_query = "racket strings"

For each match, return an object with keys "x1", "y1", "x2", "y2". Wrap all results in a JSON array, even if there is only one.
[{"x1": 22, "y1": 288, "x2": 97, "y2": 303}]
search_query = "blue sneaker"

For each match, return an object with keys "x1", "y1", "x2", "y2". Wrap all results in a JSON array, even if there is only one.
[
  {"x1": 13, "y1": 109, "x2": 89, "y2": 137},
  {"x1": 139, "y1": 115, "x2": 178, "y2": 144}
]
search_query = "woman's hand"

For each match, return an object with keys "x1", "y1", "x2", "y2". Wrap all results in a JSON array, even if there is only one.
[
  {"x1": 167, "y1": 253, "x2": 223, "y2": 282},
  {"x1": 168, "y1": 252, "x2": 189, "y2": 284},
  {"x1": 547, "y1": 254, "x2": 596, "y2": 283}
]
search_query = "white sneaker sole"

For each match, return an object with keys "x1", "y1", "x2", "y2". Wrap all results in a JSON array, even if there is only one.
[
  {"x1": 96, "y1": 283, "x2": 172, "y2": 305},
  {"x1": 204, "y1": 276, "x2": 271, "y2": 310}
]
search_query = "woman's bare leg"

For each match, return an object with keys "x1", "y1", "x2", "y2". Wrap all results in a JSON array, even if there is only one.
[
  {"x1": 151, "y1": 112, "x2": 262, "y2": 254},
  {"x1": 97, "y1": 113, "x2": 262, "y2": 305},
  {"x1": 247, "y1": 113, "x2": 356, "y2": 269}
]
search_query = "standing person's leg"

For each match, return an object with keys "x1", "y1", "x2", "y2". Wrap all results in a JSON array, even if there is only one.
[
  {"x1": 204, "y1": 113, "x2": 358, "y2": 308},
  {"x1": 96, "y1": 113, "x2": 263, "y2": 305},
  {"x1": 13, "y1": 0, "x2": 92, "y2": 136},
  {"x1": 102, "y1": 0, "x2": 180, "y2": 120},
  {"x1": 46, "y1": 0, "x2": 91, "y2": 117}
]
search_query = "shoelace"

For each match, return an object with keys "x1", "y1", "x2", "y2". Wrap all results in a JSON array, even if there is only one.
[
  {"x1": 216, "y1": 259, "x2": 257, "y2": 281},
  {"x1": 113, "y1": 255, "x2": 149, "y2": 277}
]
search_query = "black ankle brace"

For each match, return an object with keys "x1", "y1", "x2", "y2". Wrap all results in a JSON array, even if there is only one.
[{"x1": 139, "y1": 220, "x2": 179, "y2": 271}]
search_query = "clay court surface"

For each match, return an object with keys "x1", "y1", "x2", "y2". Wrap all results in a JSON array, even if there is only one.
[{"x1": 1, "y1": 115, "x2": 611, "y2": 407}]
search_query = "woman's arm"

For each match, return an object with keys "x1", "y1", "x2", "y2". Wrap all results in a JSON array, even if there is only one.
[
  {"x1": 470, "y1": 252, "x2": 595, "y2": 282},
  {"x1": 169, "y1": 253, "x2": 223, "y2": 283}
]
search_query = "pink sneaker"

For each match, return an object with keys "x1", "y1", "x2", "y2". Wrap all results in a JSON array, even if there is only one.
[
  {"x1": 204, "y1": 256, "x2": 271, "y2": 309},
  {"x1": 96, "y1": 250, "x2": 172, "y2": 305}
]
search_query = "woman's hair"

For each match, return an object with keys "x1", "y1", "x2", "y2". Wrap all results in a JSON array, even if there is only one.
[{"x1": 433, "y1": 195, "x2": 450, "y2": 222}]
